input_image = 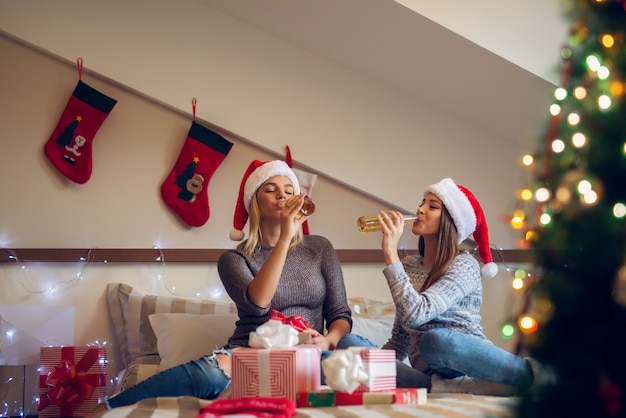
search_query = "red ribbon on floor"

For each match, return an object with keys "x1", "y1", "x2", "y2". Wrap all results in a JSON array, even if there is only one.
[{"x1": 197, "y1": 397, "x2": 296, "y2": 418}]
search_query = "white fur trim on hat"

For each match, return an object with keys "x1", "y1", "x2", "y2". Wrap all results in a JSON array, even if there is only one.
[
  {"x1": 425, "y1": 178, "x2": 476, "y2": 244},
  {"x1": 243, "y1": 160, "x2": 300, "y2": 211},
  {"x1": 230, "y1": 160, "x2": 300, "y2": 241},
  {"x1": 424, "y1": 177, "x2": 497, "y2": 279}
]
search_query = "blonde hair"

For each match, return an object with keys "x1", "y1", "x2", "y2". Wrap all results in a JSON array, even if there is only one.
[
  {"x1": 418, "y1": 205, "x2": 459, "y2": 291},
  {"x1": 237, "y1": 193, "x2": 304, "y2": 257}
]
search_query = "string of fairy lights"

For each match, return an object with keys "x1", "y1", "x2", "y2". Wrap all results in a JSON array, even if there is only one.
[
  {"x1": 1, "y1": 248, "x2": 95, "y2": 295},
  {"x1": 2, "y1": 242, "x2": 528, "y2": 342},
  {"x1": 0, "y1": 246, "x2": 224, "y2": 299}
]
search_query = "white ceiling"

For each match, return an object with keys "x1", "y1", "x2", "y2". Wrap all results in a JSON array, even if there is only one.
[
  {"x1": 395, "y1": 0, "x2": 567, "y2": 85},
  {"x1": 198, "y1": 0, "x2": 567, "y2": 144}
]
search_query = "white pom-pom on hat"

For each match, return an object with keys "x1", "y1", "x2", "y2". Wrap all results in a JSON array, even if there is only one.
[
  {"x1": 229, "y1": 160, "x2": 300, "y2": 241},
  {"x1": 424, "y1": 178, "x2": 498, "y2": 278}
]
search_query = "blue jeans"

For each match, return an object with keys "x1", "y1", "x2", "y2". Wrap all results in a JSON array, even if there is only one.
[
  {"x1": 105, "y1": 350, "x2": 232, "y2": 409},
  {"x1": 106, "y1": 333, "x2": 385, "y2": 409},
  {"x1": 419, "y1": 328, "x2": 533, "y2": 389}
]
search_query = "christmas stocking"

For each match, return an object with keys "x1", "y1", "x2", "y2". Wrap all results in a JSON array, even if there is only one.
[
  {"x1": 161, "y1": 121, "x2": 233, "y2": 227},
  {"x1": 43, "y1": 80, "x2": 117, "y2": 184}
]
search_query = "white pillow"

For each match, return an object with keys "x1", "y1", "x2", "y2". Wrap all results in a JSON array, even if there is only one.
[
  {"x1": 149, "y1": 313, "x2": 238, "y2": 369},
  {"x1": 351, "y1": 315, "x2": 395, "y2": 348}
]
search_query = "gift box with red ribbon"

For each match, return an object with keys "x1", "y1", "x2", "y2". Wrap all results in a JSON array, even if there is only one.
[
  {"x1": 231, "y1": 346, "x2": 321, "y2": 403},
  {"x1": 270, "y1": 309, "x2": 314, "y2": 343},
  {"x1": 38, "y1": 346, "x2": 107, "y2": 417},
  {"x1": 297, "y1": 387, "x2": 427, "y2": 407}
]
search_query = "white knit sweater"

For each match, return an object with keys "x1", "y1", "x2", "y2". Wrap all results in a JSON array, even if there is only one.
[{"x1": 382, "y1": 251, "x2": 490, "y2": 371}]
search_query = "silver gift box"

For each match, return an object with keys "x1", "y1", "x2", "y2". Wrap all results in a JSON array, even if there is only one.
[{"x1": 0, "y1": 364, "x2": 39, "y2": 417}]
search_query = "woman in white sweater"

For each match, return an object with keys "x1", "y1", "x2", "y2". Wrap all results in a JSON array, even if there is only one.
[{"x1": 376, "y1": 177, "x2": 544, "y2": 395}]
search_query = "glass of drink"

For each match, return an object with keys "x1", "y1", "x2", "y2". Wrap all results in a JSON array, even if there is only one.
[
  {"x1": 300, "y1": 197, "x2": 315, "y2": 216},
  {"x1": 281, "y1": 197, "x2": 315, "y2": 216}
]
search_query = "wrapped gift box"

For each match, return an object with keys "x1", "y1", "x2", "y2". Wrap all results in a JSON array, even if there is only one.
[
  {"x1": 348, "y1": 347, "x2": 396, "y2": 392},
  {"x1": 297, "y1": 387, "x2": 427, "y2": 407},
  {"x1": 38, "y1": 346, "x2": 107, "y2": 417},
  {"x1": 1, "y1": 364, "x2": 39, "y2": 417},
  {"x1": 231, "y1": 347, "x2": 321, "y2": 402}
]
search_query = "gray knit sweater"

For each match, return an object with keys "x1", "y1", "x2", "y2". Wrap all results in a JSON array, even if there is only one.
[
  {"x1": 217, "y1": 234, "x2": 352, "y2": 348},
  {"x1": 381, "y1": 251, "x2": 490, "y2": 371}
]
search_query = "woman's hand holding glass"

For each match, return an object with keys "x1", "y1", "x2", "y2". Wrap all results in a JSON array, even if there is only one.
[
  {"x1": 378, "y1": 210, "x2": 405, "y2": 260},
  {"x1": 280, "y1": 195, "x2": 312, "y2": 236}
]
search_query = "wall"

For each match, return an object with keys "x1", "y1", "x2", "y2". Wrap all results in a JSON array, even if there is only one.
[
  {"x1": 0, "y1": 33, "x2": 397, "y2": 251},
  {"x1": 0, "y1": 0, "x2": 552, "y2": 249},
  {"x1": 0, "y1": 34, "x2": 524, "y2": 382}
]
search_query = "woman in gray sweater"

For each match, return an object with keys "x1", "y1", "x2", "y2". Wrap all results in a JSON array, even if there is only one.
[
  {"x1": 218, "y1": 159, "x2": 357, "y2": 352},
  {"x1": 94, "y1": 160, "x2": 375, "y2": 413}
]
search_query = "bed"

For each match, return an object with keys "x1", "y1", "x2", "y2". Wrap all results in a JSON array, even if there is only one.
[{"x1": 98, "y1": 283, "x2": 518, "y2": 418}]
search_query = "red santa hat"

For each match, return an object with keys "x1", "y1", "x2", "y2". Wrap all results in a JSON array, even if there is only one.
[
  {"x1": 229, "y1": 160, "x2": 300, "y2": 241},
  {"x1": 424, "y1": 178, "x2": 498, "y2": 278}
]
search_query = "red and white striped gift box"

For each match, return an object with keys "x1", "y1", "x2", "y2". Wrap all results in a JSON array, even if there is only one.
[
  {"x1": 38, "y1": 346, "x2": 107, "y2": 417},
  {"x1": 348, "y1": 347, "x2": 396, "y2": 392},
  {"x1": 231, "y1": 347, "x2": 321, "y2": 403}
]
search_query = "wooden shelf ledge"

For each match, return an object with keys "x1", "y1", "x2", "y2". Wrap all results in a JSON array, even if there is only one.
[{"x1": 0, "y1": 248, "x2": 533, "y2": 263}]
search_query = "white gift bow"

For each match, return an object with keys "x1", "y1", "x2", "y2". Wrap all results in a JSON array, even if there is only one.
[
  {"x1": 321, "y1": 349, "x2": 369, "y2": 393},
  {"x1": 248, "y1": 319, "x2": 300, "y2": 349}
]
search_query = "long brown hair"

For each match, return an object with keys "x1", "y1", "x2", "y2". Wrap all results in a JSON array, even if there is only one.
[
  {"x1": 418, "y1": 205, "x2": 459, "y2": 291},
  {"x1": 237, "y1": 193, "x2": 303, "y2": 257}
]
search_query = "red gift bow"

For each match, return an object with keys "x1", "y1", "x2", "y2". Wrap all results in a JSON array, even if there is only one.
[
  {"x1": 270, "y1": 309, "x2": 313, "y2": 332},
  {"x1": 43, "y1": 359, "x2": 95, "y2": 410},
  {"x1": 38, "y1": 347, "x2": 105, "y2": 415}
]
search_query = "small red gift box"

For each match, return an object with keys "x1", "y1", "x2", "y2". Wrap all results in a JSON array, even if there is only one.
[
  {"x1": 297, "y1": 387, "x2": 427, "y2": 407},
  {"x1": 38, "y1": 346, "x2": 107, "y2": 417},
  {"x1": 231, "y1": 347, "x2": 321, "y2": 403},
  {"x1": 347, "y1": 347, "x2": 397, "y2": 392}
]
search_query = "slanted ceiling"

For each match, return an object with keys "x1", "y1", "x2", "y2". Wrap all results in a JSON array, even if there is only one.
[
  {"x1": 0, "y1": 0, "x2": 566, "y2": 247},
  {"x1": 200, "y1": 0, "x2": 566, "y2": 143}
]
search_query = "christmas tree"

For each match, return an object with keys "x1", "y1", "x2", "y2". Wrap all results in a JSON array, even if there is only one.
[
  {"x1": 55, "y1": 116, "x2": 79, "y2": 147},
  {"x1": 174, "y1": 159, "x2": 198, "y2": 190},
  {"x1": 514, "y1": 1, "x2": 626, "y2": 417}
]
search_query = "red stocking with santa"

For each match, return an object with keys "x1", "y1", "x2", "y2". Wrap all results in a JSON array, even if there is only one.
[{"x1": 43, "y1": 58, "x2": 117, "y2": 184}]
